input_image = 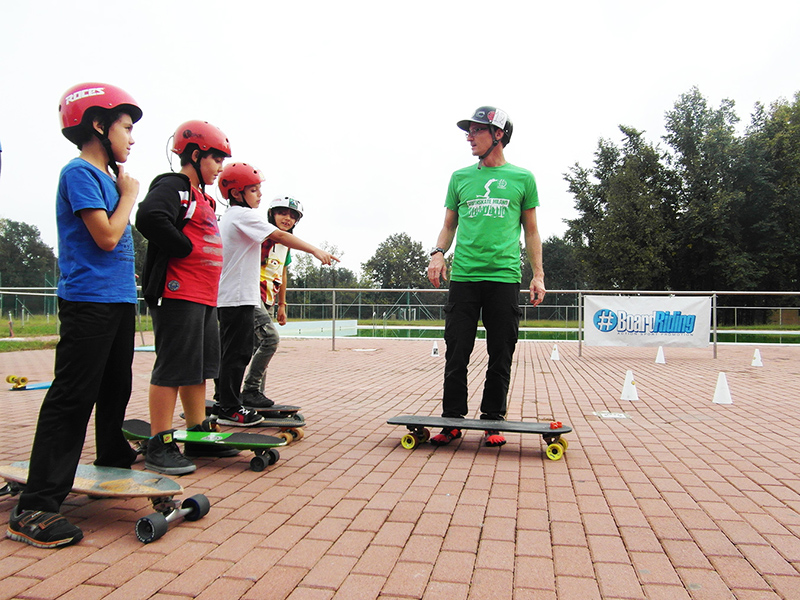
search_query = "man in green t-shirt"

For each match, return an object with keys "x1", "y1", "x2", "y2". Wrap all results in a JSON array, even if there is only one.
[{"x1": 427, "y1": 106, "x2": 546, "y2": 447}]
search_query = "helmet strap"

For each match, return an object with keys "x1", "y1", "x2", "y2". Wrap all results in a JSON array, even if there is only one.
[
  {"x1": 191, "y1": 154, "x2": 206, "y2": 194},
  {"x1": 477, "y1": 126, "x2": 500, "y2": 169},
  {"x1": 93, "y1": 125, "x2": 119, "y2": 178}
]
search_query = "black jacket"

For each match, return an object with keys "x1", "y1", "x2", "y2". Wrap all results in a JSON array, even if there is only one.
[{"x1": 135, "y1": 173, "x2": 195, "y2": 307}]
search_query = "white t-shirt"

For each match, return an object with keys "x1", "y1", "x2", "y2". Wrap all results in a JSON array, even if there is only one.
[{"x1": 217, "y1": 205, "x2": 277, "y2": 307}]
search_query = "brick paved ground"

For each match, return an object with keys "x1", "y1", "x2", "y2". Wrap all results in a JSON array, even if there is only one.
[{"x1": 1, "y1": 336, "x2": 800, "y2": 599}]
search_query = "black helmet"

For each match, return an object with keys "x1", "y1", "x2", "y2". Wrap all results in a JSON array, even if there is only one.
[{"x1": 457, "y1": 106, "x2": 513, "y2": 147}]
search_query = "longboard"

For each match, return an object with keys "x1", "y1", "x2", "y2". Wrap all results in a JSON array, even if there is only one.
[
  {"x1": 387, "y1": 415, "x2": 572, "y2": 460},
  {"x1": 6, "y1": 375, "x2": 51, "y2": 391},
  {"x1": 206, "y1": 398, "x2": 302, "y2": 419},
  {"x1": 201, "y1": 400, "x2": 305, "y2": 442},
  {"x1": 0, "y1": 462, "x2": 209, "y2": 543},
  {"x1": 122, "y1": 419, "x2": 286, "y2": 472}
]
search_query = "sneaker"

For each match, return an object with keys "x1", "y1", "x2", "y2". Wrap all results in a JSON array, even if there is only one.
[
  {"x1": 146, "y1": 430, "x2": 196, "y2": 475},
  {"x1": 239, "y1": 391, "x2": 275, "y2": 409},
  {"x1": 430, "y1": 427, "x2": 462, "y2": 446},
  {"x1": 7, "y1": 506, "x2": 83, "y2": 548},
  {"x1": 185, "y1": 419, "x2": 240, "y2": 458},
  {"x1": 484, "y1": 430, "x2": 506, "y2": 447},
  {"x1": 217, "y1": 406, "x2": 264, "y2": 427}
]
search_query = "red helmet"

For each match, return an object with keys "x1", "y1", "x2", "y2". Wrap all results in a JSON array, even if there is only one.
[
  {"x1": 59, "y1": 82, "x2": 142, "y2": 144},
  {"x1": 218, "y1": 162, "x2": 265, "y2": 199},
  {"x1": 171, "y1": 120, "x2": 231, "y2": 157}
]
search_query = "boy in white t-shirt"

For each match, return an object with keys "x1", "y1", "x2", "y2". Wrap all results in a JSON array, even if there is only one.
[{"x1": 216, "y1": 163, "x2": 338, "y2": 426}]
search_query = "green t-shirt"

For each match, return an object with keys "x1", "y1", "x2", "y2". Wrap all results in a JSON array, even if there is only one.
[{"x1": 445, "y1": 162, "x2": 539, "y2": 282}]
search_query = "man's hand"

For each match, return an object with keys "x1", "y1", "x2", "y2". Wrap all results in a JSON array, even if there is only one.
[
  {"x1": 427, "y1": 253, "x2": 447, "y2": 288},
  {"x1": 530, "y1": 276, "x2": 546, "y2": 306},
  {"x1": 277, "y1": 304, "x2": 287, "y2": 326}
]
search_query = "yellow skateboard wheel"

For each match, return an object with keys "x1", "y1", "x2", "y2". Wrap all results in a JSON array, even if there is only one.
[
  {"x1": 546, "y1": 442, "x2": 564, "y2": 461},
  {"x1": 401, "y1": 433, "x2": 419, "y2": 449}
]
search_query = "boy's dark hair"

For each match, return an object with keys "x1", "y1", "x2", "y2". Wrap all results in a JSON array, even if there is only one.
[
  {"x1": 73, "y1": 108, "x2": 129, "y2": 150},
  {"x1": 268, "y1": 207, "x2": 299, "y2": 233},
  {"x1": 178, "y1": 146, "x2": 229, "y2": 167}
]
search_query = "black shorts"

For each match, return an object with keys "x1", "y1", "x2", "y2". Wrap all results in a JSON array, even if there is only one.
[{"x1": 151, "y1": 299, "x2": 220, "y2": 387}]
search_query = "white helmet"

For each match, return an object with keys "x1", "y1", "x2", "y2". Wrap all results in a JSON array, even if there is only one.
[{"x1": 268, "y1": 196, "x2": 304, "y2": 221}]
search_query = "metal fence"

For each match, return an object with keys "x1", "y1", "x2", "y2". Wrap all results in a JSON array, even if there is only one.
[{"x1": 2, "y1": 287, "x2": 799, "y2": 352}]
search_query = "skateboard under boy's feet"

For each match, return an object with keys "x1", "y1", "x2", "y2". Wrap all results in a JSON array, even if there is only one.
[
  {"x1": 0, "y1": 461, "x2": 208, "y2": 543},
  {"x1": 387, "y1": 415, "x2": 572, "y2": 460},
  {"x1": 122, "y1": 419, "x2": 285, "y2": 472},
  {"x1": 204, "y1": 400, "x2": 305, "y2": 443}
]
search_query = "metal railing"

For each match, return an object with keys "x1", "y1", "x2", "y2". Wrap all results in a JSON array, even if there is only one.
[{"x1": 2, "y1": 287, "x2": 799, "y2": 356}]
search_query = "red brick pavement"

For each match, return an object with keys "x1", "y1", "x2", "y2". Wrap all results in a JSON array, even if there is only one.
[{"x1": 1, "y1": 336, "x2": 800, "y2": 599}]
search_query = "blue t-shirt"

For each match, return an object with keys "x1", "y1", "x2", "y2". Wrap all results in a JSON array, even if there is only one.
[{"x1": 56, "y1": 158, "x2": 137, "y2": 303}]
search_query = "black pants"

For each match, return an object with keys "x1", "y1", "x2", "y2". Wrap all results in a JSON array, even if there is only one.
[
  {"x1": 442, "y1": 281, "x2": 521, "y2": 420},
  {"x1": 19, "y1": 300, "x2": 136, "y2": 513},
  {"x1": 217, "y1": 305, "x2": 256, "y2": 408}
]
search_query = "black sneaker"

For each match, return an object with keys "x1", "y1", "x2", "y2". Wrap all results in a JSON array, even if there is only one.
[
  {"x1": 239, "y1": 391, "x2": 275, "y2": 409},
  {"x1": 7, "y1": 506, "x2": 83, "y2": 548},
  {"x1": 185, "y1": 419, "x2": 240, "y2": 458},
  {"x1": 217, "y1": 406, "x2": 264, "y2": 427},
  {"x1": 146, "y1": 430, "x2": 196, "y2": 475}
]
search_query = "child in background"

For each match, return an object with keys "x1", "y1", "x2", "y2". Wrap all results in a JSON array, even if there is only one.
[
  {"x1": 8, "y1": 83, "x2": 142, "y2": 548},
  {"x1": 135, "y1": 120, "x2": 232, "y2": 475},
  {"x1": 240, "y1": 196, "x2": 304, "y2": 407},
  {"x1": 215, "y1": 168, "x2": 338, "y2": 425}
]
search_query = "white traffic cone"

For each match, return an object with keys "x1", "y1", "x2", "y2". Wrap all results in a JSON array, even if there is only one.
[
  {"x1": 621, "y1": 370, "x2": 638, "y2": 401},
  {"x1": 431, "y1": 341, "x2": 440, "y2": 357},
  {"x1": 655, "y1": 346, "x2": 666, "y2": 364},
  {"x1": 713, "y1": 372, "x2": 733, "y2": 405},
  {"x1": 751, "y1": 349, "x2": 763, "y2": 367},
  {"x1": 550, "y1": 345, "x2": 560, "y2": 361}
]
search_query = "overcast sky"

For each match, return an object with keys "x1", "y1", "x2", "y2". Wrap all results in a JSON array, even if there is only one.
[{"x1": 1, "y1": 0, "x2": 798, "y2": 278}]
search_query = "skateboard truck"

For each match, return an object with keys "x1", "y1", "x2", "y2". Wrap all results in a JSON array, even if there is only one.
[{"x1": 136, "y1": 494, "x2": 210, "y2": 543}]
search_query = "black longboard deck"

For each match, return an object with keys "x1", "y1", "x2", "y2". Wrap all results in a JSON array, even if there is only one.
[
  {"x1": 205, "y1": 399, "x2": 301, "y2": 417},
  {"x1": 387, "y1": 415, "x2": 572, "y2": 435},
  {"x1": 387, "y1": 415, "x2": 572, "y2": 459}
]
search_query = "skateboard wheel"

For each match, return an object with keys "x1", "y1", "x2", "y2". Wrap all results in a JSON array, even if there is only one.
[
  {"x1": 6, "y1": 375, "x2": 17, "y2": 384},
  {"x1": 294, "y1": 412, "x2": 305, "y2": 422},
  {"x1": 545, "y1": 442, "x2": 564, "y2": 461},
  {"x1": 420, "y1": 428, "x2": 431, "y2": 443},
  {"x1": 182, "y1": 494, "x2": 210, "y2": 521},
  {"x1": 276, "y1": 432, "x2": 293, "y2": 444},
  {"x1": 401, "y1": 433, "x2": 419, "y2": 450},
  {"x1": 136, "y1": 512, "x2": 169, "y2": 543},
  {"x1": 250, "y1": 455, "x2": 268, "y2": 472},
  {"x1": 17, "y1": 377, "x2": 28, "y2": 386},
  {"x1": 292, "y1": 428, "x2": 304, "y2": 441},
  {"x1": 267, "y1": 448, "x2": 280, "y2": 465},
  {"x1": 557, "y1": 437, "x2": 569, "y2": 451}
]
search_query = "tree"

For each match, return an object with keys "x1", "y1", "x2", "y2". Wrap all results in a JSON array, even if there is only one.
[
  {"x1": 0, "y1": 219, "x2": 57, "y2": 288},
  {"x1": 663, "y1": 87, "x2": 757, "y2": 290},
  {"x1": 565, "y1": 126, "x2": 677, "y2": 289},
  {"x1": 362, "y1": 232, "x2": 429, "y2": 289}
]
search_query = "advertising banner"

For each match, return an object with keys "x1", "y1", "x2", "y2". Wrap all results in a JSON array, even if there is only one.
[{"x1": 584, "y1": 295, "x2": 711, "y2": 348}]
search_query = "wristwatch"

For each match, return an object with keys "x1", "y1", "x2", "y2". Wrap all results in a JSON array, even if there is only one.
[{"x1": 430, "y1": 247, "x2": 446, "y2": 256}]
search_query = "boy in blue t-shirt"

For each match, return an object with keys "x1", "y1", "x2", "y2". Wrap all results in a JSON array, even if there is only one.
[{"x1": 6, "y1": 83, "x2": 142, "y2": 549}]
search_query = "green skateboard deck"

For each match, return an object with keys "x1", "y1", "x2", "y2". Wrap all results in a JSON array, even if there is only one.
[
  {"x1": 387, "y1": 415, "x2": 572, "y2": 460},
  {"x1": 0, "y1": 461, "x2": 209, "y2": 543},
  {"x1": 122, "y1": 419, "x2": 286, "y2": 472}
]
